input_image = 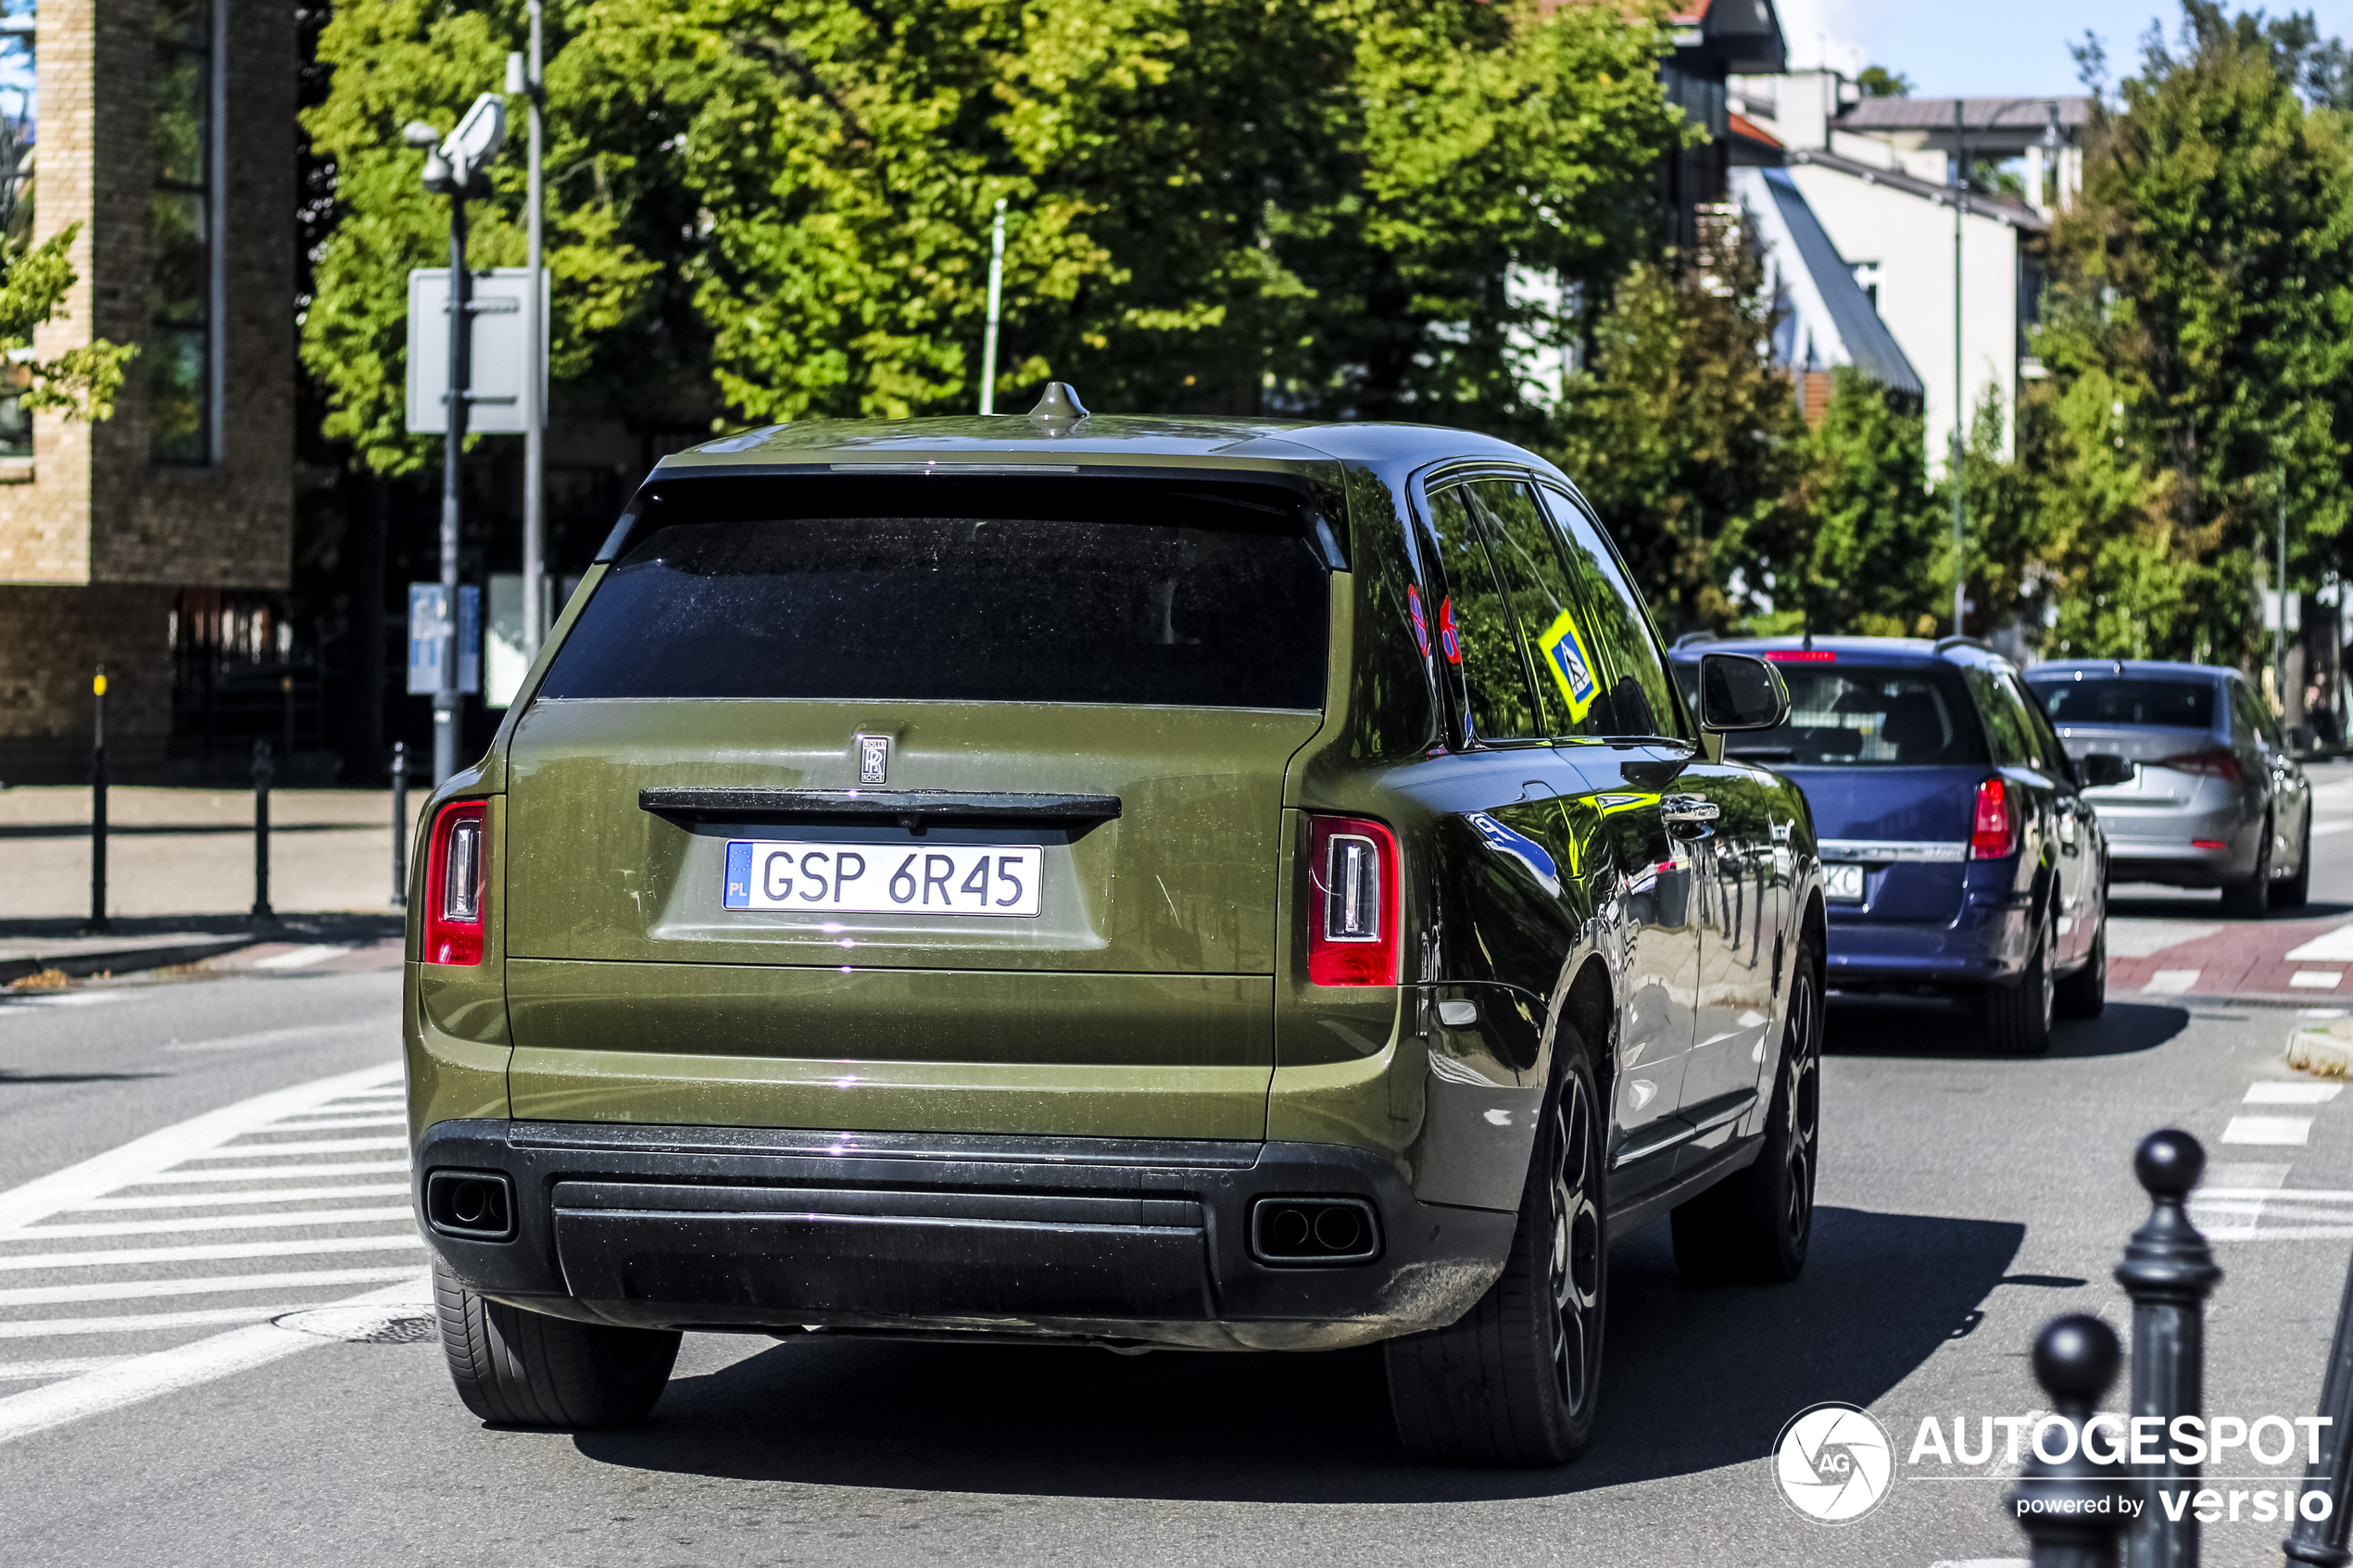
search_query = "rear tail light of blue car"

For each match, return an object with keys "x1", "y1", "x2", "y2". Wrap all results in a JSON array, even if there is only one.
[{"x1": 1970, "y1": 778, "x2": 2019, "y2": 860}]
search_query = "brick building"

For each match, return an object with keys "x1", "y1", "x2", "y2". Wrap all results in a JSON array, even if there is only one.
[{"x1": 0, "y1": 0, "x2": 294, "y2": 782}]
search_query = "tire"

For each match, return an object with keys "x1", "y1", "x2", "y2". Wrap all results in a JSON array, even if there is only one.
[
  {"x1": 1670, "y1": 940, "x2": 1821, "y2": 1286},
  {"x1": 1385, "y1": 1027, "x2": 1605, "y2": 1467},
  {"x1": 2221, "y1": 817, "x2": 2272, "y2": 918},
  {"x1": 2055, "y1": 919, "x2": 2107, "y2": 1020},
  {"x1": 2277, "y1": 817, "x2": 2312, "y2": 910},
  {"x1": 434, "y1": 1261, "x2": 680, "y2": 1428},
  {"x1": 1983, "y1": 906, "x2": 2055, "y2": 1056}
]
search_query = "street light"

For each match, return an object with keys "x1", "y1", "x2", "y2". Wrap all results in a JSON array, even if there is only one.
[{"x1": 407, "y1": 94, "x2": 507, "y2": 786}]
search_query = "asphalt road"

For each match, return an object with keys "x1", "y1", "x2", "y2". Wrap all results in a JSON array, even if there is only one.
[{"x1": 6, "y1": 783, "x2": 2353, "y2": 1567}]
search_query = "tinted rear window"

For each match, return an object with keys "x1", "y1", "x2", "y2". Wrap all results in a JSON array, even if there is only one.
[
  {"x1": 540, "y1": 515, "x2": 1329, "y2": 709},
  {"x1": 1720, "y1": 664, "x2": 1986, "y2": 767},
  {"x1": 2027, "y1": 676, "x2": 2216, "y2": 730}
]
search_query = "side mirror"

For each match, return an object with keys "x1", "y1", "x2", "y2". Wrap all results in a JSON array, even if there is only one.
[
  {"x1": 1699, "y1": 652, "x2": 1791, "y2": 733},
  {"x1": 2080, "y1": 752, "x2": 2133, "y2": 788}
]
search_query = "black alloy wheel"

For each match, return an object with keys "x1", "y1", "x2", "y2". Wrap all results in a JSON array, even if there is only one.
[
  {"x1": 1984, "y1": 906, "x2": 2055, "y2": 1056},
  {"x1": 1548, "y1": 1066, "x2": 1605, "y2": 1418},
  {"x1": 2278, "y1": 816, "x2": 2312, "y2": 909},
  {"x1": 1671, "y1": 943, "x2": 1820, "y2": 1284},
  {"x1": 1386, "y1": 1028, "x2": 1608, "y2": 1466}
]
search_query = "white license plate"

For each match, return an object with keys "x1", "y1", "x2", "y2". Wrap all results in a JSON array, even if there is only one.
[
  {"x1": 723, "y1": 841, "x2": 1042, "y2": 916},
  {"x1": 1823, "y1": 863, "x2": 1865, "y2": 902}
]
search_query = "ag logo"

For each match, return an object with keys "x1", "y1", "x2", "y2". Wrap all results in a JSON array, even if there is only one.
[{"x1": 1772, "y1": 1402, "x2": 1894, "y2": 1524}]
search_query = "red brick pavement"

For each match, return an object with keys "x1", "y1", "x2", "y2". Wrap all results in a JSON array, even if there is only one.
[{"x1": 2109, "y1": 913, "x2": 2353, "y2": 1003}]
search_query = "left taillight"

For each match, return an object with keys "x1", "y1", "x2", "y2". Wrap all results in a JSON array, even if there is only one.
[
  {"x1": 424, "y1": 801, "x2": 488, "y2": 965},
  {"x1": 1306, "y1": 814, "x2": 1401, "y2": 986},
  {"x1": 1969, "y1": 777, "x2": 2017, "y2": 860}
]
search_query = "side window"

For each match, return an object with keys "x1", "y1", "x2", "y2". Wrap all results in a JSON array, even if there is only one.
[
  {"x1": 2233, "y1": 683, "x2": 2279, "y2": 749},
  {"x1": 1464, "y1": 480, "x2": 1610, "y2": 740},
  {"x1": 1541, "y1": 491, "x2": 1689, "y2": 741},
  {"x1": 1966, "y1": 667, "x2": 2032, "y2": 766},
  {"x1": 1423, "y1": 485, "x2": 1543, "y2": 743},
  {"x1": 2007, "y1": 673, "x2": 2073, "y2": 781}
]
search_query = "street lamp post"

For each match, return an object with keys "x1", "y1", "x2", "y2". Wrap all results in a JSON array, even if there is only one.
[
  {"x1": 1951, "y1": 98, "x2": 1966, "y2": 638},
  {"x1": 508, "y1": 6, "x2": 547, "y2": 660},
  {"x1": 404, "y1": 97, "x2": 507, "y2": 787},
  {"x1": 978, "y1": 199, "x2": 1007, "y2": 415}
]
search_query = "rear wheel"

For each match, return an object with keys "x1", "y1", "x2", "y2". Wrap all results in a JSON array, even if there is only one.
[
  {"x1": 2055, "y1": 920, "x2": 2107, "y2": 1019},
  {"x1": 1386, "y1": 1028, "x2": 1605, "y2": 1467},
  {"x1": 1671, "y1": 941, "x2": 1820, "y2": 1285},
  {"x1": 434, "y1": 1261, "x2": 680, "y2": 1428},
  {"x1": 2277, "y1": 817, "x2": 2312, "y2": 910},
  {"x1": 1983, "y1": 906, "x2": 2054, "y2": 1056},
  {"x1": 2221, "y1": 818, "x2": 2272, "y2": 918}
]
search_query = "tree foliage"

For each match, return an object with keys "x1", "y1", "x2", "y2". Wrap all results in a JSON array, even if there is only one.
[{"x1": 0, "y1": 225, "x2": 135, "y2": 423}]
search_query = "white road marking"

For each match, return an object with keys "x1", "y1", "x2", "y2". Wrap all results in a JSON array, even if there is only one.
[
  {"x1": 14, "y1": 993, "x2": 126, "y2": 1009},
  {"x1": 2289, "y1": 925, "x2": 2353, "y2": 961},
  {"x1": 0, "y1": 1062, "x2": 402, "y2": 1233},
  {"x1": 0, "y1": 1235, "x2": 422, "y2": 1274},
  {"x1": 2316, "y1": 821, "x2": 2353, "y2": 837},
  {"x1": 15, "y1": 1207, "x2": 413, "y2": 1240},
  {"x1": 2246, "y1": 1082, "x2": 2344, "y2": 1105},
  {"x1": 2222, "y1": 1115, "x2": 2313, "y2": 1146},
  {"x1": 0, "y1": 1273, "x2": 430, "y2": 1446},
  {"x1": 61, "y1": 1183, "x2": 410, "y2": 1211},
  {"x1": 0, "y1": 1358, "x2": 127, "y2": 1381},
  {"x1": 165, "y1": 1022, "x2": 382, "y2": 1054},
  {"x1": 0, "y1": 1305, "x2": 312, "y2": 1340},
  {"x1": 241, "y1": 1115, "x2": 407, "y2": 1132},
  {"x1": 2292, "y1": 972, "x2": 2344, "y2": 989},
  {"x1": 119, "y1": 1160, "x2": 410, "y2": 1185},
  {"x1": 2108, "y1": 922, "x2": 2220, "y2": 958},
  {"x1": 2145, "y1": 970, "x2": 2202, "y2": 995},
  {"x1": 0, "y1": 1265, "x2": 423, "y2": 1310},
  {"x1": 252, "y1": 946, "x2": 345, "y2": 970},
  {"x1": 177, "y1": 1136, "x2": 409, "y2": 1160}
]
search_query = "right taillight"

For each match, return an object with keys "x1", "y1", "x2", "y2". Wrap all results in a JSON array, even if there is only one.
[
  {"x1": 1306, "y1": 814, "x2": 1400, "y2": 986},
  {"x1": 1969, "y1": 777, "x2": 2017, "y2": 860},
  {"x1": 423, "y1": 801, "x2": 488, "y2": 965},
  {"x1": 2158, "y1": 746, "x2": 2244, "y2": 783}
]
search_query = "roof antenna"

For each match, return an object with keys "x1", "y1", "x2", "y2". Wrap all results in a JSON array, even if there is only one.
[{"x1": 1027, "y1": 382, "x2": 1089, "y2": 430}]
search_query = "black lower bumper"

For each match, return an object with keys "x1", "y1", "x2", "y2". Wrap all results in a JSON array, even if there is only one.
[{"x1": 414, "y1": 1120, "x2": 1516, "y2": 1352}]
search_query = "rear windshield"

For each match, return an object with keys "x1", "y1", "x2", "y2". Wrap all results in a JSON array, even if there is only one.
[
  {"x1": 2025, "y1": 675, "x2": 2215, "y2": 730},
  {"x1": 539, "y1": 515, "x2": 1330, "y2": 709},
  {"x1": 1721, "y1": 664, "x2": 1986, "y2": 767}
]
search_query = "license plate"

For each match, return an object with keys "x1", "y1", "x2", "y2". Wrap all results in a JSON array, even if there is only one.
[
  {"x1": 723, "y1": 841, "x2": 1043, "y2": 916},
  {"x1": 1823, "y1": 863, "x2": 1865, "y2": 902}
]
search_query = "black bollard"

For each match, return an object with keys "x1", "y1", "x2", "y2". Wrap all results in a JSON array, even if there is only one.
[
  {"x1": 2283, "y1": 1244, "x2": 2353, "y2": 1566},
  {"x1": 390, "y1": 740, "x2": 409, "y2": 911},
  {"x1": 2119, "y1": 1129, "x2": 2224, "y2": 1568},
  {"x1": 250, "y1": 740, "x2": 274, "y2": 922},
  {"x1": 2011, "y1": 1314, "x2": 2130, "y2": 1568},
  {"x1": 84, "y1": 666, "x2": 111, "y2": 936}
]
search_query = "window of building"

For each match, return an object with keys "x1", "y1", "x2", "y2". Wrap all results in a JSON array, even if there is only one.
[
  {"x1": 150, "y1": 0, "x2": 215, "y2": 465},
  {"x1": 0, "y1": 0, "x2": 33, "y2": 459}
]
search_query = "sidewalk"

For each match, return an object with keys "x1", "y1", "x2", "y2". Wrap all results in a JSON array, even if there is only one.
[{"x1": 0, "y1": 786, "x2": 417, "y2": 979}]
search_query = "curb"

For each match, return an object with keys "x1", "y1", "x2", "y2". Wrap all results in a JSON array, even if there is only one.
[
  {"x1": 2289, "y1": 1020, "x2": 2353, "y2": 1078},
  {"x1": 0, "y1": 936, "x2": 260, "y2": 989}
]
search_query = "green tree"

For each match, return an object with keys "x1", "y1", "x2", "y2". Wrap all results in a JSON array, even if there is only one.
[
  {"x1": 1855, "y1": 65, "x2": 1911, "y2": 98},
  {"x1": 1554, "y1": 234, "x2": 1799, "y2": 636},
  {"x1": 0, "y1": 226, "x2": 135, "y2": 424},
  {"x1": 1776, "y1": 370, "x2": 1947, "y2": 637},
  {"x1": 2037, "y1": 1, "x2": 2353, "y2": 665}
]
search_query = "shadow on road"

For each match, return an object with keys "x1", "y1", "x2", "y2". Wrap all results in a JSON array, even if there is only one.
[
  {"x1": 569, "y1": 1206, "x2": 2021, "y2": 1503},
  {"x1": 1822, "y1": 995, "x2": 2186, "y2": 1060}
]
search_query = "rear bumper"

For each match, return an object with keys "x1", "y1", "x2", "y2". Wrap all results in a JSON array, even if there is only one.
[
  {"x1": 1825, "y1": 892, "x2": 2033, "y2": 990},
  {"x1": 414, "y1": 1119, "x2": 1516, "y2": 1352},
  {"x1": 2096, "y1": 804, "x2": 2259, "y2": 887}
]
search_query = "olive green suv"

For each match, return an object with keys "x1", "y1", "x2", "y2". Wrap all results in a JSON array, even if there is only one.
[{"x1": 407, "y1": 385, "x2": 1825, "y2": 1466}]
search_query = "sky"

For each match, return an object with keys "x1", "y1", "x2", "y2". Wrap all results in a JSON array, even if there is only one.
[{"x1": 1776, "y1": 0, "x2": 2353, "y2": 97}]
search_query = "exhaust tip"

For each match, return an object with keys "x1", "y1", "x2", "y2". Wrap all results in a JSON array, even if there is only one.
[
  {"x1": 423, "y1": 1168, "x2": 516, "y2": 1241},
  {"x1": 1249, "y1": 1196, "x2": 1381, "y2": 1266}
]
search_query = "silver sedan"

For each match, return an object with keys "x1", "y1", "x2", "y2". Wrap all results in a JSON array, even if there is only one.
[{"x1": 2023, "y1": 659, "x2": 2311, "y2": 917}]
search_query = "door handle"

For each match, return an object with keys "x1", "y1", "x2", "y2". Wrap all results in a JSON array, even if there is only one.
[{"x1": 1661, "y1": 795, "x2": 1720, "y2": 826}]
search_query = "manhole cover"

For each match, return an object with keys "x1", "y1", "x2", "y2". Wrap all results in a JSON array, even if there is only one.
[{"x1": 273, "y1": 1304, "x2": 436, "y2": 1345}]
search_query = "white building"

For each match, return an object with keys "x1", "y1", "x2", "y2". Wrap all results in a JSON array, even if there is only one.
[{"x1": 1730, "y1": 72, "x2": 2092, "y2": 468}]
